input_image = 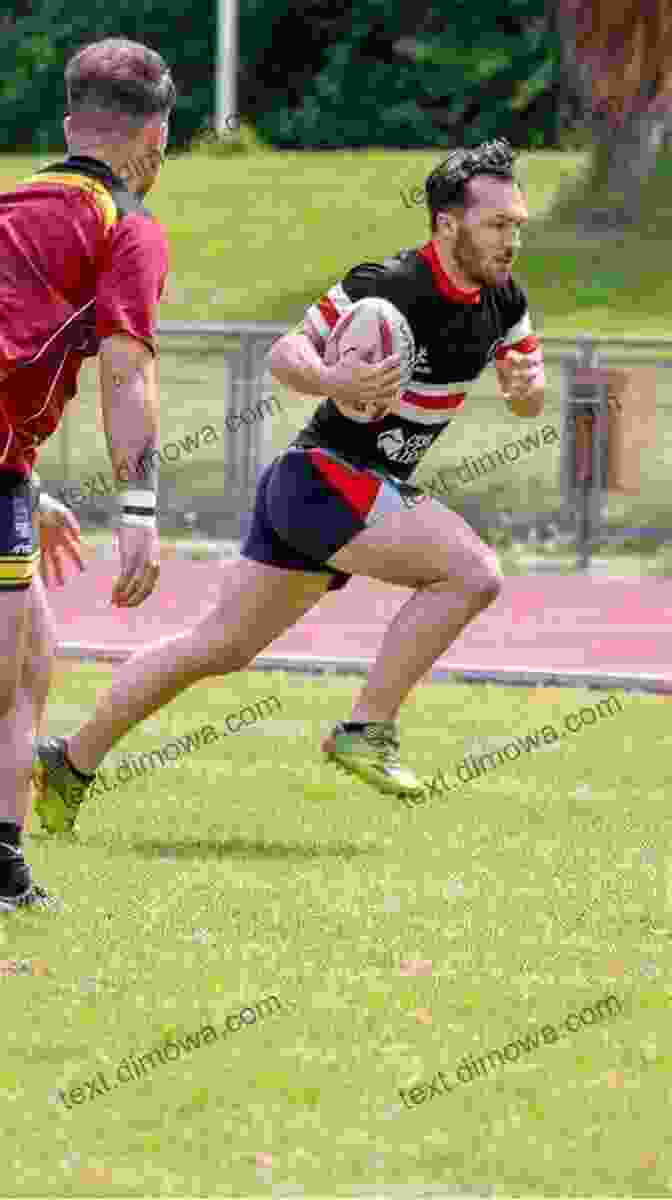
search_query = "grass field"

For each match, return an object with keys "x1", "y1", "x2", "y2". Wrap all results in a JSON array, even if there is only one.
[
  {"x1": 3, "y1": 145, "x2": 672, "y2": 336},
  {"x1": 5, "y1": 663, "x2": 671, "y2": 1196},
  {"x1": 3, "y1": 146, "x2": 672, "y2": 1199}
]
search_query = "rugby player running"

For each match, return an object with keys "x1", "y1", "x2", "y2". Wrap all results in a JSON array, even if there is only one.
[
  {"x1": 34, "y1": 139, "x2": 545, "y2": 851},
  {"x1": 0, "y1": 38, "x2": 174, "y2": 911}
]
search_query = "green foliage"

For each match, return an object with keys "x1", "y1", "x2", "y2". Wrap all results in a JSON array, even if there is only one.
[
  {"x1": 0, "y1": 0, "x2": 213, "y2": 151},
  {"x1": 0, "y1": 0, "x2": 561, "y2": 152},
  {"x1": 252, "y1": 0, "x2": 561, "y2": 149},
  {"x1": 186, "y1": 120, "x2": 271, "y2": 158}
]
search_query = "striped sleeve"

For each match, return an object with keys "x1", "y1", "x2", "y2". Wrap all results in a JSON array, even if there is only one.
[
  {"x1": 302, "y1": 262, "x2": 398, "y2": 348},
  {"x1": 303, "y1": 282, "x2": 355, "y2": 348},
  {"x1": 494, "y1": 290, "x2": 544, "y2": 386}
]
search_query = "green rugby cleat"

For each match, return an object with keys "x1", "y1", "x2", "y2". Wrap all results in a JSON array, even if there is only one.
[
  {"x1": 322, "y1": 721, "x2": 426, "y2": 800},
  {"x1": 32, "y1": 736, "x2": 95, "y2": 835}
]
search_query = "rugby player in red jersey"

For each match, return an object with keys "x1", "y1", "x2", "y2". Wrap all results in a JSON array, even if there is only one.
[
  {"x1": 34, "y1": 139, "x2": 545, "y2": 843},
  {"x1": 0, "y1": 38, "x2": 175, "y2": 910}
]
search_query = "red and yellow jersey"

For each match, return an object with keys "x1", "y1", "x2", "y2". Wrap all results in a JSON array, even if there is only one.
[{"x1": 0, "y1": 154, "x2": 169, "y2": 476}]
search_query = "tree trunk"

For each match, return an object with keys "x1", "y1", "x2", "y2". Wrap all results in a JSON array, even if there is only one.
[
  {"x1": 582, "y1": 108, "x2": 671, "y2": 229},
  {"x1": 553, "y1": 0, "x2": 672, "y2": 231}
]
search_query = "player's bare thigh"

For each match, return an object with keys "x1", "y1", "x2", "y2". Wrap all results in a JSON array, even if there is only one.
[
  {"x1": 0, "y1": 588, "x2": 32, "y2": 711},
  {"x1": 20, "y1": 573, "x2": 56, "y2": 698},
  {"x1": 206, "y1": 557, "x2": 333, "y2": 662},
  {"x1": 326, "y1": 496, "x2": 503, "y2": 592}
]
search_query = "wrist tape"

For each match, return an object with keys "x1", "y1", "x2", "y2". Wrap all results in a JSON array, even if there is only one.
[{"x1": 118, "y1": 488, "x2": 157, "y2": 528}]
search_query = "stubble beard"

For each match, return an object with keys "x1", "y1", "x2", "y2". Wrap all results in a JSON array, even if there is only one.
[{"x1": 454, "y1": 227, "x2": 491, "y2": 288}]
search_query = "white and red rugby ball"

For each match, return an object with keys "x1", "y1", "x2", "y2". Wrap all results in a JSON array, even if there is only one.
[{"x1": 323, "y1": 297, "x2": 415, "y2": 417}]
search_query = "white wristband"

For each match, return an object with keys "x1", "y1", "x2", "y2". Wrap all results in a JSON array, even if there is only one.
[
  {"x1": 119, "y1": 512, "x2": 157, "y2": 529},
  {"x1": 117, "y1": 488, "x2": 157, "y2": 509},
  {"x1": 118, "y1": 487, "x2": 157, "y2": 528}
]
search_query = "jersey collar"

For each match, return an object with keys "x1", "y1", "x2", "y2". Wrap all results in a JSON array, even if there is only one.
[
  {"x1": 63, "y1": 155, "x2": 127, "y2": 191},
  {"x1": 418, "y1": 240, "x2": 481, "y2": 305}
]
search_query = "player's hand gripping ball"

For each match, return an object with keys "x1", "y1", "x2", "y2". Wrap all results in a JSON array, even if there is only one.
[{"x1": 323, "y1": 298, "x2": 415, "y2": 423}]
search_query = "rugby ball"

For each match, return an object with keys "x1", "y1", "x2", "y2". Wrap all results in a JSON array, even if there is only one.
[{"x1": 323, "y1": 298, "x2": 415, "y2": 419}]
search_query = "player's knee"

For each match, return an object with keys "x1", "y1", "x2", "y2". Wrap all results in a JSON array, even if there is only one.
[{"x1": 468, "y1": 555, "x2": 504, "y2": 611}]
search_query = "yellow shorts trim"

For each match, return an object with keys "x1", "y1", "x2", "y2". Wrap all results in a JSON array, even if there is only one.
[{"x1": 0, "y1": 550, "x2": 40, "y2": 589}]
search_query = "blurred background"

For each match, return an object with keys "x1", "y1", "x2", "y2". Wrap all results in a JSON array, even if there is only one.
[{"x1": 3, "y1": 0, "x2": 672, "y2": 574}]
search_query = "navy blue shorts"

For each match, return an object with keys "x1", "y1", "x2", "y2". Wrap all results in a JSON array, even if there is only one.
[
  {"x1": 241, "y1": 446, "x2": 427, "y2": 591},
  {"x1": 0, "y1": 469, "x2": 40, "y2": 591}
]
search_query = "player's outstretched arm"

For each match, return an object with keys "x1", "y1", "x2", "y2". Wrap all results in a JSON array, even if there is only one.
[
  {"x1": 98, "y1": 333, "x2": 161, "y2": 608},
  {"x1": 267, "y1": 322, "x2": 402, "y2": 415},
  {"x1": 496, "y1": 348, "x2": 545, "y2": 418}
]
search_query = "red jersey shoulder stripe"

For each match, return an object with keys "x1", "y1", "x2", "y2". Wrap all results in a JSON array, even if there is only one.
[
  {"x1": 495, "y1": 334, "x2": 540, "y2": 359},
  {"x1": 318, "y1": 296, "x2": 342, "y2": 330}
]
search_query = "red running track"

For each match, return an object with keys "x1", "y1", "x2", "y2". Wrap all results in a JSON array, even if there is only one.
[{"x1": 50, "y1": 552, "x2": 672, "y2": 692}]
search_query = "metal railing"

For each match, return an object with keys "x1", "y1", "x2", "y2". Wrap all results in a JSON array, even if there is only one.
[
  {"x1": 53, "y1": 323, "x2": 672, "y2": 549},
  {"x1": 57, "y1": 322, "x2": 285, "y2": 540},
  {"x1": 539, "y1": 335, "x2": 672, "y2": 365}
]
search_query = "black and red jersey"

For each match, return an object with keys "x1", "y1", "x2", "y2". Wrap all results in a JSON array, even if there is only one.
[
  {"x1": 0, "y1": 155, "x2": 169, "y2": 476},
  {"x1": 292, "y1": 240, "x2": 542, "y2": 481}
]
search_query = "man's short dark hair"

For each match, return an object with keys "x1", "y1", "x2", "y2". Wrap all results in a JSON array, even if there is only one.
[
  {"x1": 425, "y1": 139, "x2": 519, "y2": 232},
  {"x1": 65, "y1": 38, "x2": 176, "y2": 139}
]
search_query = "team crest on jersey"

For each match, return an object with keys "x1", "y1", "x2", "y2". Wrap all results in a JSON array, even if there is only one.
[
  {"x1": 377, "y1": 427, "x2": 435, "y2": 465},
  {"x1": 410, "y1": 345, "x2": 431, "y2": 375},
  {"x1": 377, "y1": 429, "x2": 406, "y2": 459}
]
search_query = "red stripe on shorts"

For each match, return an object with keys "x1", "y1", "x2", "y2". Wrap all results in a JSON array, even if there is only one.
[{"x1": 308, "y1": 449, "x2": 381, "y2": 520}]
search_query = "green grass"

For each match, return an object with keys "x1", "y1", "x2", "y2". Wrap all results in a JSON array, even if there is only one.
[
  {"x1": 4, "y1": 146, "x2": 672, "y2": 336},
  {"x1": 6, "y1": 664, "x2": 671, "y2": 1195}
]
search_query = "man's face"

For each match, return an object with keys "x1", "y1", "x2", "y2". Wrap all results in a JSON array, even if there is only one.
[{"x1": 438, "y1": 176, "x2": 528, "y2": 288}]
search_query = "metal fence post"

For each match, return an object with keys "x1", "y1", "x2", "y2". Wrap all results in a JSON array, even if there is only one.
[
  {"x1": 560, "y1": 334, "x2": 609, "y2": 570},
  {"x1": 237, "y1": 331, "x2": 255, "y2": 540},
  {"x1": 224, "y1": 332, "x2": 271, "y2": 541}
]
